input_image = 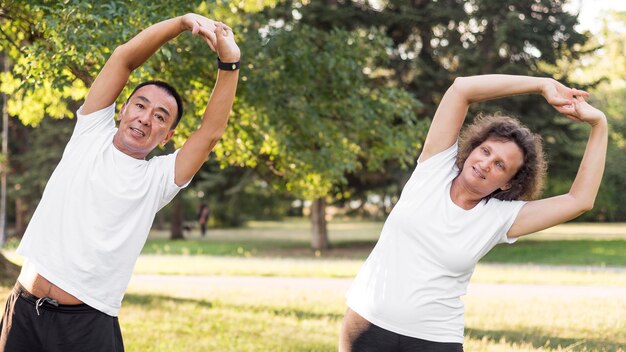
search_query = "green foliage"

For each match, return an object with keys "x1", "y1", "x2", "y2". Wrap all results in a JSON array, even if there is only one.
[
  {"x1": 227, "y1": 24, "x2": 424, "y2": 199},
  {"x1": 0, "y1": 0, "x2": 208, "y2": 126},
  {"x1": 1, "y1": 0, "x2": 425, "y2": 212},
  {"x1": 564, "y1": 10, "x2": 626, "y2": 221},
  {"x1": 6, "y1": 117, "x2": 74, "y2": 216},
  {"x1": 273, "y1": 0, "x2": 592, "y2": 198},
  {"x1": 187, "y1": 161, "x2": 296, "y2": 227}
]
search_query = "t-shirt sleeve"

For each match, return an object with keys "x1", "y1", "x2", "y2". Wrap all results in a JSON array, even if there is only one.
[
  {"x1": 495, "y1": 200, "x2": 526, "y2": 244},
  {"x1": 416, "y1": 142, "x2": 458, "y2": 170},
  {"x1": 72, "y1": 104, "x2": 116, "y2": 138},
  {"x1": 402, "y1": 142, "x2": 458, "y2": 195},
  {"x1": 154, "y1": 149, "x2": 192, "y2": 211}
]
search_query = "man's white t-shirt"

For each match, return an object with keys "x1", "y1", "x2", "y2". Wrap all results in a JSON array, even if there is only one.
[
  {"x1": 17, "y1": 103, "x2": 188, "y2": 316},
  {"x1": 346, "y1": 143, "x2": 525, "y2": 343}
]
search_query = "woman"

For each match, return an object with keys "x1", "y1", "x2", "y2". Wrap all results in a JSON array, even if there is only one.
[{"x1": 339, "y1": 75, "x2": 608, "y2": 351}]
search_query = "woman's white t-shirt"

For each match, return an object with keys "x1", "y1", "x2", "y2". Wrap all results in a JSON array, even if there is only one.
[{"x1": 346, "y1": 142, "x2": 525, "y2": 343}]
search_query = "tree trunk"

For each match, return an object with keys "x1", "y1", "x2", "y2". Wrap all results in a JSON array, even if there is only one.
[
  {"x1": 0, "y1": 253, "x2": 19, "y2": 286},
  {"x1": 170, "y1": 194, "x2": 184, "y2": 240},
  {"x1": 0, "y1": 54, "x2": 9, "y2": 245},
  {"x1": 310, "y1": 197, "x2": 329, "y2": 250},
  {"x1": 15, "y1": 197, "x2": 28, "y2": 238},
  {"x1": 154, "y1": 211, "x2": 165, "y2": 230}
]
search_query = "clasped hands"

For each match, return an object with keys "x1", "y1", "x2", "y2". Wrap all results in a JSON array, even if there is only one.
[{"x1": 181, "y1": 13, "x2": 241, "y2": 63}]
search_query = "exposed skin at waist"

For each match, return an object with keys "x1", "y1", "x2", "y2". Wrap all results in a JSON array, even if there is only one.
[
  {"x1": 17, "y1": 262, "x2": 83, "y2": 305},
  {"x1": 339, "y1": 307, "x2": 371, "y2": 352}
]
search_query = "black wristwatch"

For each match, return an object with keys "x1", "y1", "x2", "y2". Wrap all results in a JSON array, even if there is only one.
[{"x1": 217, "y1": 57, "x2": 240, "y2": 71}]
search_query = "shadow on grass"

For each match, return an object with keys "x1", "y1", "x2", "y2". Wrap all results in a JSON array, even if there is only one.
[
  {"x1": 466, "y1": 327, "x2": 624, "y2": 351},
  {"x1": 123, "y1": 292, "x2": 342, "y2": 322}
]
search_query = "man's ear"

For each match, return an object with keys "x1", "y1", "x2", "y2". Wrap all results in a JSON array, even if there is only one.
[
  {"x1": 118, "y1": 102, "x2": 127, "y2": 120},
  {"x1": 161, "y1": 130, "x2": 175, "y2": 145}
]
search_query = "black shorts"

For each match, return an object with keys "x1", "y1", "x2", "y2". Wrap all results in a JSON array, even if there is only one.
[
  {"x1": 352, "y1": 322, "x2": 464, "y2": 352},
  {"x1": 0, "y1": 282, "x2": 124, "y2": 352}
]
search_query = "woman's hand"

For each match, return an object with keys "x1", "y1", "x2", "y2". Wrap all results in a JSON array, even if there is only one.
[
  {"x1": 541, "y1": 78, "x2": 589, "y2": 120},
  {"x1": 572, "y1": 96, "x2": 607, "y2": 126}
]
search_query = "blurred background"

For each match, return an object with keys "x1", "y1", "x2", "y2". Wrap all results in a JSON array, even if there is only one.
[{"x1": 0, "y1": 1, "x2": 624, "y2": 351}]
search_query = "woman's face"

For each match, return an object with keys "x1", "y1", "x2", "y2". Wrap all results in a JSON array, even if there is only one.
[{"x1": 459, "y1": 138, "x2": 524, "y2": 196}]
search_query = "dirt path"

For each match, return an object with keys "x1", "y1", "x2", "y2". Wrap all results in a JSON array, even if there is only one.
[{"x1": 128, "y1": 274, "x2": 626, "y2": 298}]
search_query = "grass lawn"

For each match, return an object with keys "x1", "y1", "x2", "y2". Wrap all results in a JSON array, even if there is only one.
[
  {"x1": 138, "y1": 220, "x2": 626, "y2": 267},
  {"x1": 3, "y1": 221, "x2": 626, "y2": 284},
  {"x1": 0, "y1": 221, "x2": 624, "y2": 351},
  {"x1": 2, "y1": 279, "x2": 623, "y2": 352}
]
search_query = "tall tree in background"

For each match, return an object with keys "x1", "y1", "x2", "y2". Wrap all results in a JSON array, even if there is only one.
[
  {"x1": 1, "y1": 1, "x2": 425, "y2": 249},
  {"x1": 229, "y1": 23, "x2": 424, "y2": 249},
  {"x1": 5, "y1": 1, "x2": 618, "y2": 254},
  {"x1": 0, "y1": 1, "x2": 203, "y2": 241},
  {"x1": 268, "y1": 0, "x2": 590, "y2": 193},
  {"x1": 565, "y1": 10, "x2": 626, "y2": 221}
]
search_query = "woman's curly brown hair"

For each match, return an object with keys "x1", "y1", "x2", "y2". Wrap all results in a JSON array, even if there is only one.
[{"x1": 455, "y1": 114, "x2": 547, "y2": 201}]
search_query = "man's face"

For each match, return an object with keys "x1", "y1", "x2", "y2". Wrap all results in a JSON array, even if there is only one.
[{"x1": 113, "y1": 85, "x2": 178, "y2": 159}]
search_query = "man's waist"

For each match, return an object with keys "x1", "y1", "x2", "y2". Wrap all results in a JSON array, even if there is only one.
[{"x1": 18, "y1": 265, "x2": 84, "y2": 305}]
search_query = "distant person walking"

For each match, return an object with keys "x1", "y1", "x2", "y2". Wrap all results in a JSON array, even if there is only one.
[
  {"x1": 1, "y1": 13, "x2": 240, "y2": 351},
  {"x1": 198, "y1": 203, "x2": 210, "y2": 237},
  {"x1": 340, "y1": 75, "x2": 608, "y2": 352}
]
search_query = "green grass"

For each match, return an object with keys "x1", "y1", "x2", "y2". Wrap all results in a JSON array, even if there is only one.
[
  {"x1": 3, "y1": 221, "x2": 626, "y2": 284},
  {"x1": 1, "y1": 221, "x2": 624, "y2": 351},
  {"x1": 121, "y1": 282, "x2": 626, "y2": 352},
  {"x1": 483, "y1": 239, "x2": 626, "y2": 266},
  {"x1": 141, "y1": 238, "x2": 304, "y2": 257},
  {"x1": 118, "y1": 278, "x2": 626, "y2": 351},
  {"x1": 138, "y1": 237, "x2": 626, "y2": 266},
  {"x1": 4, "y1": 278, "x2": 622, "y2": 352}
]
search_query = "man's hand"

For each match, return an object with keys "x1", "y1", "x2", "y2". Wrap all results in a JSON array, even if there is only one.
[
  {"x1": 214, "y1": 23, "x2": 240, "y2": 63},
  {"x1": 181, "y1": 13, "x2": 219, "y2": 52}
]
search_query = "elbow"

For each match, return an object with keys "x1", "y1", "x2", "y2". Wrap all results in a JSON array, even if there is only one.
[
  {"x1": 579, "y1": 201, "x2": 595, "y2": 213},
  {"x1": 570, "y1": 194, "x2": 595, "y2": 214},
  {"x1": 450, "y1": 77, "x2": 474, "y2": 103},
  {"x1": 205, "y1": 133, "x2": 223, "y2": 150},
  {"x1": 111, "y1": 45, "x2": 138, "y2": 71},
  {"x1": 451, "y1": 77, "x2": 466, "y2": 91}
]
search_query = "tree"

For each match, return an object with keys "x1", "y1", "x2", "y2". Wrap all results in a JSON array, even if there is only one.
[
  {"x1": 1, "y1": 54, "x2": 8, "y2": 244},
  {"x1": 226, "y1": 23, "x2": 424, "y2": 249},
  {"x1": 564, "y1": 10, "x2": 626, "y2": 221},
  {"x1": 0, "y1": 1, "x2": 426, "y2": 252},
  {"x1": 265, "y1": 0, "x2": 594, "y2": 220},
  {"x1": 0, "y1": 1, "x2": 218, "y2": 240}
]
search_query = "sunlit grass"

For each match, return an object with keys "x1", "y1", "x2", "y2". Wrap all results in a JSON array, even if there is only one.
[
  {"x1": 125, "y1": 282, "x2": 626, "y2": 352},
  {"x1": 0, "y1": 221, "x2": 624, "y2": 351},
  {"x1": 3, "y1": 278, "x2": 619, "y2": 351},
  {"x1": 482, "y1": 240, "x2": 626, "y2": 266},
  {"x1": 132, "y1": 256, "x2": 626, "y2": 285},
  {"x1": 464, "y1": 295, "x2": 626, "y2": 351}
]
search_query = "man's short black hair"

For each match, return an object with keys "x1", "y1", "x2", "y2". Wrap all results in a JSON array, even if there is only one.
[{"x1": 127, "y1": 80, "x2": 183, "y2": 129}]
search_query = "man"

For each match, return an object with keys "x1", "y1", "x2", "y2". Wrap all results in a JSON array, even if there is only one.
[{"x1": 0, "y1": 13, "x2": 240, "y2": 351}]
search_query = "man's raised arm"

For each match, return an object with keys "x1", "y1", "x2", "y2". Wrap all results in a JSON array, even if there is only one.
[
  {"x1": 175, "y1": 24, "x2": 240, "y2": 186},
  {"x1": 82, "y1": 14, "x2": 218, "y2": 115}
]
